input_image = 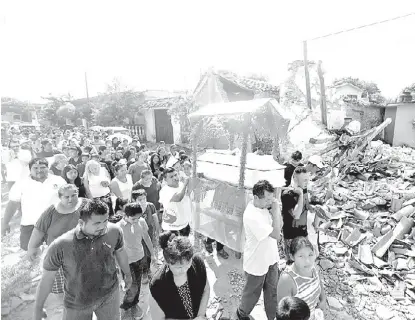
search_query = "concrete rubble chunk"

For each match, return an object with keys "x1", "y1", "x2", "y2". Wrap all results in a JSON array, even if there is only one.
[
  {"x1": 320, "y1": 259, "x2": 335, "y2": 270},
  {"x1": 376, "y1": 305, "x2": 395, "y2": 320},
  {"x1": 327, "y1": 296, "x2": 344, "y2": 311}
]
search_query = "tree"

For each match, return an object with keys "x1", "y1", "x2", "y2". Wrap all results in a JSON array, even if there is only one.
[
  {"x1": 94, "y1": 78, "x2": 144, "y2": 126},
  {"x1": 40, "y1": 93, "x2": 74, "y2": 126}
]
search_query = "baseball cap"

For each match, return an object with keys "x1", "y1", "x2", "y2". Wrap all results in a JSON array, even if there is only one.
[{"x1": 308, "y1": 155, "x2": 324, "y2": 168}]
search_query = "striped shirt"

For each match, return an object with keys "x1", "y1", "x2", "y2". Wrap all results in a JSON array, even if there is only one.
[{"x1": 285, "y1": 265, "x2": 321, "y2": 318}]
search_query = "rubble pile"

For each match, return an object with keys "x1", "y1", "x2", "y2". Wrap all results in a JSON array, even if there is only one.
[{"x1": 312, "y1": 119, "x2": 415, "y2": 319}]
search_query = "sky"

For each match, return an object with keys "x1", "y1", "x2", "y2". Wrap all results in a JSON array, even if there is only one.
[{"x1": 2, "y1": 0, "x2": 415, "y2": 103}]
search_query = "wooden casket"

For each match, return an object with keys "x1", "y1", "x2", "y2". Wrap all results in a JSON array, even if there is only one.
[{"x1": 190, "y1": 149, "x2": 285, "y2": 253}]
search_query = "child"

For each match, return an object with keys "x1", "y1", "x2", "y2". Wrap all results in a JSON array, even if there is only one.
[
  {"x1": 132, "y1": 189, "x2": 160, "y2": 282},
  {"x1": 277, "y1": 237, "x2": 326, "y2": 320},
  {"x1": 117, "y1": 203, "x2": 154, "y2": 317},
  {"x1": 276, "y1": 296, "x2": 311, "y2": 320}
]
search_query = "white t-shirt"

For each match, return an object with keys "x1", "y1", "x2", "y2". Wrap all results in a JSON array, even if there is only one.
[
  {"x1": 88, "y1": 171, "x2": 111, "y2": 198},
  {"x1": 159, "y1": 183, "x2": 191, "y2": 231},
  {"x1": 243, "y1": 201, "x2": 280, "y2": 276},
  {"x1": 9, "y1": 175, "x2": 66, "y2": 226}
]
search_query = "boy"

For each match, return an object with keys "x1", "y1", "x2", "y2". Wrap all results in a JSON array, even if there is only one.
[
  {"x1": 276, "y1": 297, "x2": 310, "y2": 320},
  {"x1": 132, "y1": 189, "x2": 160, "y2": 281},
  {"x1": 284, "y1": 151, "x2": 302, "y2": 187},
  {"x1": 117, "y1": 203, "x2": 154, "y2": 317}
]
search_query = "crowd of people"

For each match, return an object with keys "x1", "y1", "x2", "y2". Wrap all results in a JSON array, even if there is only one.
[{"x1": 1, "y1": 125, "x2": 328, "y2": 320}]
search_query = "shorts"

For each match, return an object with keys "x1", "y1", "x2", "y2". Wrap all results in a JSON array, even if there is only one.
[{"x1": 20, "y1": 225, "x2": 34, "y2": 251}]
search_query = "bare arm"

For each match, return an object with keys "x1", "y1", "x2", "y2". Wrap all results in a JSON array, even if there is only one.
[
  {"x1": 1, "y1": 201, "x2": 19, "y2": 235},
  {"x1": 170, "y1": 179, "x2": 189, "y2": 202},
  {"x1": 276, "y1": 273, "x2": 296, "y2": 304},
  {"x1": 27, "y1": 228, "x2": 46, "y2": 259},
  {"x1": 269, "y1": 201, "x2": 283, "y2": 240},
  {"x1": 114, "y1": 247, "x2": 132, "y2": 278},
  {"x1": 292, "y1": 192, "x2": 304, "y2": 219},
  {"x1": 33, "y1": 269, "x2": 57, "y2": 319},
  {"x1": 141, "y1": 222, "x2": 154, "y2": 256},
  {"x1": 197, "y1": 279, "x2": 210, "y2": 317},
  {"x1": 83, "y1": 176, "x2": 93, "y2": 199},
  {"x1": 109, "y1": 180, "x2": 123, "y2": 199}
]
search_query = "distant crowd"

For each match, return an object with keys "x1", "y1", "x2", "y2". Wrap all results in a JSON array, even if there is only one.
[{"x1": 1, "y1": 125, "x2": 328, "y2": 320}]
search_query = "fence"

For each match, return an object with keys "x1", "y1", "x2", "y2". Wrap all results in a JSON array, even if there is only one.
[{"x1": 124, "y1": 125, "x2": 146, "y2": 142}]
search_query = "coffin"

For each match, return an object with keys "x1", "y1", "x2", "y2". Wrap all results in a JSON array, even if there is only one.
[{"x1": 190, "y1": 149, "x2": 285, "y2": 252}]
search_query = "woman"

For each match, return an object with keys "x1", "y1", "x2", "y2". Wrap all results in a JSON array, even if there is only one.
[
  {"x1": 123, "y1": 147, "x2": 137, "y2": 168},
  {"x1": 150, "y1": 231, "x2": 210, "y2": 320},
  {"x1": 112, "y1": 137, "x2": 120, "y2": 149},
  {"x1": 157, "y1": 147, "x2": 168, "y2": 166},
  {"x1": 83, "y1": 160, "x2": 114, "y2": 216},
  {"x1": 149, "y1": 154, "x2": 163, "y2": 179},
  {"x1": 62, "y1": 164, "x2": 86, "y2": 198},
  {"x1": 27, "y1": 184, "x2": 87, "y2": 293},
  {"x1": 110, "y1": 163, "x2": 133, "y2": 201},
  {"x1": 49, "y1": 154, "x2": 68, "y2": 176}
]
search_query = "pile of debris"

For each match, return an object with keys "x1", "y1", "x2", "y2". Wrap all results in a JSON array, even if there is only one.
[{"x1": 311, "y1": 119, "x2": 415, "y2": 319}]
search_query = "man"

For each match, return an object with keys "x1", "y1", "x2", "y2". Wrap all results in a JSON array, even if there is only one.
[
  {"x1": 283, "y1": 151, "x2": 302, "y2": 187},
  {"x1": 169, "y1": 144, "x2": 180, "y2": 160},
  {"x1": 76, "y1": 153, "x2": 90, "y2": 178},
  {"x1": 281, "y1": 165, "x2": 310, "y2": 258},
  {"x1": 1, "y1": 158, "x2": 66, "y2": 250},
  {"x1": 4, "y1": 140, "x2": 26, "y2": 190},
  {"x1": 237, "y1": 180, "x2": 282, "y2": 320},
  {"x1": 37, "y1": 139, "x2": 59, "y2": 158},
  {"x1": 159, "y1": 167, "x2": 191, "y2": 236},
  {"x1": 128, "y1": 152, "x2": 150, "y2": 184},
  {"x1": 68, "y1": 146, "x2": 82, "y2": 166},
  {"x1": 33, "y1": 199, "x2": 132, "y2": 320},
  {"x1": 131, "y1": 139, "x2": 141, "y2": 152}
]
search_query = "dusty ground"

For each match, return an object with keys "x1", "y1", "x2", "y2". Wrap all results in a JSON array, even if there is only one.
[{"x1": 2, "y1": 189, "x2": 413, "y2": 320}]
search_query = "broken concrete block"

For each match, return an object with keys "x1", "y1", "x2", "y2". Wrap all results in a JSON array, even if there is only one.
[
  {"x1": 392, "y1": 205, "x2": 414, "y2": 222},
  {"x1": 358, "y1": 244, "x2": 374, "y2": 265},
  {"x1": 372, "y1": 216, "x2": 415, "y2": 258}
]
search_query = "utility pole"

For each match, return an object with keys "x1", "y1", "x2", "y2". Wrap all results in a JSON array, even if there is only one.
[
  {"x1": 85, "y1": 72, "x2": 90, "y2": 104},
  {"x1": 303, "y1": 41, "x2": 312, "y2": 110},
  {"x1": 317, "y1": 60, "x2": 328, "y2": 126},
  {"x1": 84, "y1": 72, "x2": 90, "y2": 129}
]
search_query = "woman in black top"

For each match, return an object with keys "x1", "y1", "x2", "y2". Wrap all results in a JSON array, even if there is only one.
[
  {"x1": 61, "y1": 164, "x2": 87, "y2": 198},
  {"x1": 150, "y1": 231, "x2": 210, "y2": 320}
]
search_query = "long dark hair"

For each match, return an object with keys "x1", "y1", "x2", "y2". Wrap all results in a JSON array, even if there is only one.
[
  {"x1": 149, "y1": 153, "x2": 161, "y2": 174},
  {"x1": 62, "y1": 164, "x2": 82, "y2": 187}
]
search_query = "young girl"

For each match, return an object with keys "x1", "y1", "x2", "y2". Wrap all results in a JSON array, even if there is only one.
[{"x1": 277, "y1": 237, "x2": 327, "y2": 320}]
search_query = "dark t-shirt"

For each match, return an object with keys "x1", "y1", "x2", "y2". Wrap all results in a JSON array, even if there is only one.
[
  {"x1": 43, "y1": 223, "x2": 124, "y2": 309},
  {"x1": 128, "y1": 162, "x2": 150, "y2": 184},
  {"x1": 281, "y1": 190, "x2": 308, "y2": 239},
  {"x1": 150, "y1": 254, "x2": 207, "y2": 319},
  {"x1": 283, "y1": 162, "x2": 296, "y2": 187},
  {"x1": 132, "y1": 177, "x2": 161, "y2": 210},
  {"x1": 35, "y1": 199, "x2": 87, "y2": 245}
]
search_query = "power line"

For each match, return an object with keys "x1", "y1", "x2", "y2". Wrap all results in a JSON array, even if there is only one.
[{"x1": 307, "y1": 12, "x2": 415, "y2": 41}]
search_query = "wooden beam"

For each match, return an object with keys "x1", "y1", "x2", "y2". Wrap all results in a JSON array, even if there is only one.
[
  {"x1": 303, "y1": 41, "x2": 312, "y2": 110},
  {"x1": 317, "y1": 60, "x2": 328, "y2": 126}
]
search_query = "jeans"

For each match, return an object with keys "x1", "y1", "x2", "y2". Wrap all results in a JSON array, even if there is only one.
[
  {"x1": 63, "y1": 287, "x2": 120, "y2": 320},
  {"x1": 121, "y1": 257, "x2": 146, "y2": 309},
  {"x1": 237, "y1": 262, "x2": 279, "y2": 320},
  {"x1": 206, "y1": 237, "x2": 224, "y2": 251}
]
